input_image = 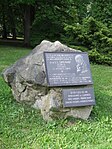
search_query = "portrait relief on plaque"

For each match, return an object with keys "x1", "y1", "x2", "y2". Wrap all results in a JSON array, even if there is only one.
[{"x1": 75, "y1": 54, "x2": 88, "y2": 74}]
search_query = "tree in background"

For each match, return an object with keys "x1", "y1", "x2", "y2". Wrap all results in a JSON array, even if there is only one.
[
  {"x1": 0, "y1": 0, "x2": 92, "y2": 46},
  {"x1": 0, "y1": 0, "x2": 8, "y2": 39},
  {"x1": 0, "y1": 0, "x2": 36, "y2": 46},
  {"x1": 90, "y1": 0, "x2": 112, "y2": 26},
  {"x1": 20, "y1": 0, "x2": 36, "y2": 46},
  {"x1": 30, "y1": 0, "x2": 73, "y2": 46},
  {"x1": 0, "y1": 0, "x2": 112, "y2": 53}
]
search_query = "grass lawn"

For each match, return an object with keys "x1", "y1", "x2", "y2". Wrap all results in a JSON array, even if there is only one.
[{"x1": 0, "y1": 45, "x2": 112, "y2": 149}]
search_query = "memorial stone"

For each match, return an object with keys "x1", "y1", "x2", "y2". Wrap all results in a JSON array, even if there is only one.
[{"x1": 2, "y1": 40, "x2": 95, "y2": 121}]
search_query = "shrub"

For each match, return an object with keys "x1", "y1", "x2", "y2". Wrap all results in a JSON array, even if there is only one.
[
  {"x1": 62, "y1": 17, "x2": 112, "y2": 65},
  {"x1": 89, "y1": 49, "x2": 112, "y2": 66},
  {"x1": 62, "y1": 17, "x2": 112, "y2": 54}
]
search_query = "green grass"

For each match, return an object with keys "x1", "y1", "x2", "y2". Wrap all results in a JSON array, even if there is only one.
[{"x1": 0, "y1": 45, "x2": 112, "y2": 149}]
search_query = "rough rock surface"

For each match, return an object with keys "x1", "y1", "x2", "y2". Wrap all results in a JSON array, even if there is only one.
[{"x1": 2, "y1": 40, "x2": 93, "y2": 121}]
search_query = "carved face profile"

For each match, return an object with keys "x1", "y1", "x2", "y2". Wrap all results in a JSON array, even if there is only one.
[
  {"x1": 75, "y1": 54, "x2": 88, "y2": 73},
  {"x1": 75, "y1": 55, "x2": 84, "y2": 64}
]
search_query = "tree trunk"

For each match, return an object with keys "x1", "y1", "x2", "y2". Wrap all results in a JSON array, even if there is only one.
[
  {"x1": 8, "y1": 4, "x2": 16, "y2": 40},
  {"x1": 12, "y1": 27, "x2": 16, "y2": 40},
  {"x1": 24, "y1": 4, "x2": 31, "y2": 47},
  {"x1": 2, "y1": 21, "x2": 7, "y2": 39},
  {"x1": 2, "y1": 5, "x2": 7, "y2": 39}
]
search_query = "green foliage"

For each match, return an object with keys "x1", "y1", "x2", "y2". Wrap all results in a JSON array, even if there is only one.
[
  {"x1": 69, "y1": 45, "x2": 89, "y2": 52},
  {"x1": 0, "y1": 46, "x2": 112, "y2": 148},
  {"x1": 89, "y1": 49, "x2": 112, "y2": 66},
  {"x1": 30, "y1": 17, "x2": 64, "y2": 46},
  {"x1": 15, "y1": 0, "x2": 36, "y2": 5},
  {"x1": 63, "y1": 17, "x2": 112, "y2": 65},
  {"x1": 0, "y1": 0, "x2": 112, "y2": 65},
  {"x1": 63, "y1": 17, "x2": 110, "y2": 50},
  {"x1": 30, "y1": 1, "x2": 79, "y2": 47},
  {"x1": 30, "y1": 5, "x2": 61, "y2": 46},
  {"x1": 90, "y1": 0, "x2": 112, "y2": 26}
]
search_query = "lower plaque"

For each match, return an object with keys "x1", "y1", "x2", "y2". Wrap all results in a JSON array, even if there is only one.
[{"x1": 63, "y1": 87, "x2": 95, "y2": 107}]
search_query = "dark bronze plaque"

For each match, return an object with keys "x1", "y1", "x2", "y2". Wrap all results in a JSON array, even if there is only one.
[
  {"x1": 63, "y1": 87, "x2": 95, "y2": 107},
  {"x1": 44, "y1": 52, "x2": 93, "y2": 86}
]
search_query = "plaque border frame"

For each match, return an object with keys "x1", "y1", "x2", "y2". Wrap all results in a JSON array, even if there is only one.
[{"x1": 44, "y1": 51, "x2": 93, "y2": 87}]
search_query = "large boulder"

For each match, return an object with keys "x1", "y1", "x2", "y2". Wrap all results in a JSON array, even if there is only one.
[{"x1": 2, "y1": 40, "x2": 93, "y2": 121}]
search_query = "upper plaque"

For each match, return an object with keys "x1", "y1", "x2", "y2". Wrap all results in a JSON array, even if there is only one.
[{"x1": 44, "y1": 52, "x2": 93, "y2": 86}]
